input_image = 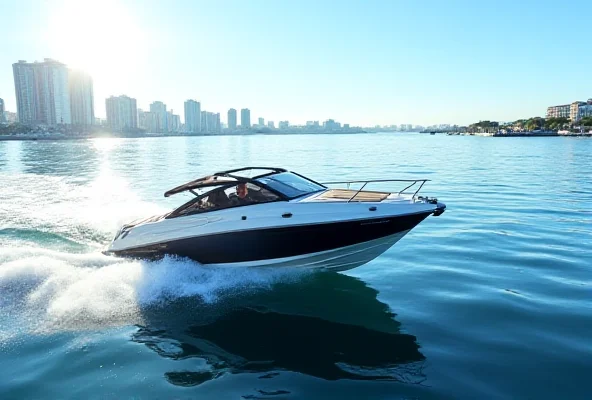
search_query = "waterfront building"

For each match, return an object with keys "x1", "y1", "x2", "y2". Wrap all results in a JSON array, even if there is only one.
[
  {"x1": 279, "y1": 121, "x2": 289, "y2": 129},
  {"x1": 323, "y1": 119, "x2": 341, "y2": 130},
  {"x1": 227, "y1": 108, "x2": 237, "y2": 129},
  {"x1": 215, "y1": 113, "x2": 221, "y2": 132},
  {"x1": 258, "y1": 117, "x2": 264, "y2": 126},
  {"x1": 167, "y1": 110, "x2": 180, "y2": 132},
  {"x1": 139, "y1": 110, "x2": 159, "y2": 132},
  {"x1": 13, "y1": 58, "x2": 71, "y2": 125},
  {"x1": 69, "y1": 70, "x2": 94, "y2": 126},
  {"x1": 200, "y1": 111, "x2": 207, "y2": 132},
  {"x1": 0, "y1": 98, "x2": 5, "y2": 123},
  {"x1": 575, "y1": 99, "x2": 592, "y2": 121},
  {"x1": 240, "y1": 108, "x2": 251, "y2": 128},
  {"x1": 570, "y1": 100, "x2": 592, "y2": 122},
  {"x1": 546, "y1": 104, "x2": 571, "y2": 119},
  {"x1": 105, "y1": 95, "x2": 138, "y2": 131},
  {"x1": 184, "y1": 100, "x2": 201, "y2": 133},
  {"x1": 268, "y1": 121, "x2": 275, "y2": 129},
  {"x1": 149, "y1": 101, "x2": 168, "y2": 133},
  {"x1": 200, "y1": 111, "x2": 218, "y2": 132}
]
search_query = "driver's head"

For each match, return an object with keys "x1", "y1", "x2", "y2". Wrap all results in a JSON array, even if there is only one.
[{"x1": 236, "y1": 183, "x2": 248, "y2": 199}]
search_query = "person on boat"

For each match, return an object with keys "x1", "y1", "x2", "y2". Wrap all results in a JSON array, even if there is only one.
[
  {"x1": 236, "y1": 183, "x2": 249, "y2": 200},
  {"x1": 235, "y1": 182, "x2": 273, "y2": 205},
  {"x1": 229, "y1": 182, "x2": 255, "y2": 206}
]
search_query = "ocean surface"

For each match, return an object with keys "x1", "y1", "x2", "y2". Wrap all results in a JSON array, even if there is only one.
[{"x1": 0, "y1": 132, "x2": 590, "y2": 399}]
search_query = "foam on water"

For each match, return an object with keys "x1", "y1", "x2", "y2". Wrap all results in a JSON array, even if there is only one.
[
  {"x1": 0, "y1": 171, "x2": 168, "y2": 248},
  {"x1": 0, "y1": 170, "x2": 309, "y2": 343},
  {"x1": 0, "y1": 246, "x2": 308, "y2": 342}
]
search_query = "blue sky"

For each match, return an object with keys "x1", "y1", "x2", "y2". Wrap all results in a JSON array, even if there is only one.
[{"x1": 1, "y1": 0, "x2": 590, "y2": 126}]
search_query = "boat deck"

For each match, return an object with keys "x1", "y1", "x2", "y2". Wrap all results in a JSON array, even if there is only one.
[{"x1": 301, "y1": 189, "x2": 413, "y2": 203}]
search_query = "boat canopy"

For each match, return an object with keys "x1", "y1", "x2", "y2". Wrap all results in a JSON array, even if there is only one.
[{"x1": 163, "y1": 167, "x2": 315, "y2": 198}]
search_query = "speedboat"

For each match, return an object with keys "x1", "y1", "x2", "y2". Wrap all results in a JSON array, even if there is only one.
[{"x1": 104, "y1": 167, "x2": 446, "y2": 271}]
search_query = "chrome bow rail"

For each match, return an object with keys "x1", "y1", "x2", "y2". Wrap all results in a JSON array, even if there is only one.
[{"x1": 320, "y1": 179, "x2": 430, "y2": 203}]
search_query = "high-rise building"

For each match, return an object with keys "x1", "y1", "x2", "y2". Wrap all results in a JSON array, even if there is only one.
[
  {"x1": 279, "y1": 121, "x2": 289, "y2": 129},
  {"x1": 227, "y1": 108, "x2": 237, "y2": 129},
  {"x1": 258, "y1": 117, "x2": 264, "y2": 126},
  {"x1": 215, "y1": 113, "x2": 221, "y2": 132},
  {"x1": 105, "y1": 95, "x2": 138, "y2": 131},
  {"x1": 267, "y1": 121, "x2": 275, "y2": 129},
  {"x1": 0, "y1": 98, "x2": 5, "y2": 123},
  {"x1": 167, "y1": 110, "x2": 180, "y2": 132},
  {"x1": 184, "y1": 100, "x2": 201, "y2": 133},
  {"x1": 199, "y1": 111, "x2": 219, "y2": 133},
  {"x1": 138, "y1": 109, "x2": 158, "y2": 132},
  {"x1": 69, "y1": 70, "x2": 94, "y2": 126},
  {"x1": 13, "y1": 58, "x2": 71, "y2": 125},
  {"x1": 240, "y1": 108, "x2": 251, "y2": 128},
  {"x1": 200, "y1": 111, "x2": 207, "y2": 132},
  {"x1": 149, "y1": 101, "x2": 168, "y2": 133}
]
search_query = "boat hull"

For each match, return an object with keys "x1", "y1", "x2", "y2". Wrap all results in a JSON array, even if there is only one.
[
  {"x1": 203, "y1": 229, "x2": 412, "y2": 272},
  {"x1": 106, "y1": 212, "x2": 431, "y2": 269}
]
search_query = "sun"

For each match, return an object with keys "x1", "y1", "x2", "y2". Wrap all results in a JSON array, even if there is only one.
[{"x1": 46, "y1": 0, "x2": 144, "y2": 85}]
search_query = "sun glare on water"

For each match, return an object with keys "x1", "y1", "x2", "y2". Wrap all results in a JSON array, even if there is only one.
[{"x1": 46, "y1": 0, "x2": 145, "y2": 86}]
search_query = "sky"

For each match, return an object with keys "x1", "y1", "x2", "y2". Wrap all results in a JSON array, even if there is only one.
[{"x1": 1, "y1": 0, "x2": 591, "y2": 127}]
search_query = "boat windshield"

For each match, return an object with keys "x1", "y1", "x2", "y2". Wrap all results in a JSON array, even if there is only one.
[{"x1": 256, "y1": 172, "x2": 325, "y2": 199}]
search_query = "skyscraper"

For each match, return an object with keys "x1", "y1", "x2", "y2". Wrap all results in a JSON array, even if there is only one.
[
  {"x1": 69, "y1": 70, "x2": 94, "y2": 126},
  {"x1": 227, "y1": 108, "x2": 237, "y2": 129},
  {"x1": 240, "y1": 108, "x2": 251, "y2": 128},
  {"x1": 13, "y1": 58, "x2": 71, "y2": 125},
  {"x1": 105, "y1": 95, "x2": 138, "y2": 131},
  {"x1": 200, "y1": 111, "x2": 208, "y2": 132},
  {"x1": 215, "y1": 113, "x2": 221, "y2": 132},
  {"x1": 258, "y1": 117, "x2": 264, "y2": 126},
  {"x1": 0, "y1": 98, "x2": 5, "y2": 123},
  {"x1": 184, "y1": 99, "x2": 201, "y2": 133},
  {"x1": 167, "y1": 110, "x2": 180, "y2": 132},
  {"x1": 138, "y1": 109, "x2": 158, "y2": 132},
  {"x1": 149, "y1": 101, "x2": 168, "y2": 133}
]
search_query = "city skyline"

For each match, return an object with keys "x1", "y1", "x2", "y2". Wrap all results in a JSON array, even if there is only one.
[
  {"x1": 4, "y1": 57, "x2": 591, "y2": 133},
  {"x1": 1, "y1": 0, "x2": 591, "y2": 127}
]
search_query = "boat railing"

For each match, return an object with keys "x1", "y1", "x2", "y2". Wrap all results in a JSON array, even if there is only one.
[{"x1": 320, "y1": 179, "x2": 430, "y2": 203}]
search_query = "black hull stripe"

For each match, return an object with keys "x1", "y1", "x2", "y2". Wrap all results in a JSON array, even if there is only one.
[{"x1": 110, "y1": 212, "x2": 431, "y2": 264}]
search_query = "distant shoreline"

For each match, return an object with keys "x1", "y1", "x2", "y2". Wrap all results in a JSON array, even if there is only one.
[{"x1": 1, "y1": 130, "x2": 591, "y2": 142}]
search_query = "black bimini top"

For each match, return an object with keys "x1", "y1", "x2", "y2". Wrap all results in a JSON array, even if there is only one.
[{"x1": 163, "y1": 167, "x2": 288, "y2": 198}]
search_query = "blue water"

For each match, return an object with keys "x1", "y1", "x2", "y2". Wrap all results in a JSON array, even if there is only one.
[{"x1": 0, "y1": 133, "x2": 590, "y2": 399}]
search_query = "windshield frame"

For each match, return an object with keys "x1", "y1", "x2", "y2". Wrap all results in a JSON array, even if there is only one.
[{"x1": 255, "y1": 172, "x2": 327, "y2": 200}]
